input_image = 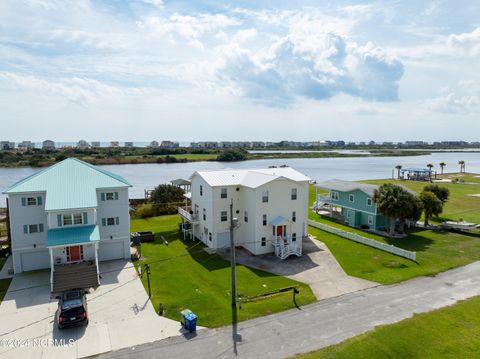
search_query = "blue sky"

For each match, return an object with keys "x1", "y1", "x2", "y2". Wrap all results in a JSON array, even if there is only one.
[{"x1": 0, "y1": 0, "x2": 479, "y2": 142}]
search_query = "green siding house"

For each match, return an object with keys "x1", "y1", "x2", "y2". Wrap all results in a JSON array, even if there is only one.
[{"x1": 314, "y1": 179, "x2": 389, "y2": 230}]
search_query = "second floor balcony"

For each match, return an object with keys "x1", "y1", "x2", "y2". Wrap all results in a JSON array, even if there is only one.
[{"x1": 178, "y1": 206, "x2": 199, "y2": 223}]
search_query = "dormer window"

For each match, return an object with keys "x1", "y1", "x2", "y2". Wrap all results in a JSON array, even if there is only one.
[
  {"x1": 106, "y1": 192, "x2": 114, "y2": 200},
  {"x1": 27, "y1": 197, "x2": 37, "y2": 206},
  {"x1": 221, "y1": 188, "x2": 227, "y2": 199},
  {"x1": 262, "y1": 190, "x2": 269, "y2": 203}
]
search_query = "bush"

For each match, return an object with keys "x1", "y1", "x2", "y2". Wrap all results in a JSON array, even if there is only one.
[
  {"x1": 216, "y1": 149, "x2": 247, "y2": 161},
  {"x1": 136, "y1": 203, "x2": 155, "y2": 218}
]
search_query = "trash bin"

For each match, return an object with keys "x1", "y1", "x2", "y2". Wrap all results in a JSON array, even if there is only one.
[{"x1": 180, "y1": 309, "x2": 197, "y2": 332}]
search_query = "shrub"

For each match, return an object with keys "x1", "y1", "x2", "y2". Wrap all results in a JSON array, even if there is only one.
[
  {"x1": 216, "y1": 149, "x2": 247, "y2": 161},
  {"x1": 136, "y1": 203, "x2": 155, "y2": 218}
]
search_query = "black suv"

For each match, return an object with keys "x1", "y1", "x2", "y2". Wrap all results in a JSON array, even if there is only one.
[{"x1": 56, "y1": 289, "x2": 89, "y2": 329}]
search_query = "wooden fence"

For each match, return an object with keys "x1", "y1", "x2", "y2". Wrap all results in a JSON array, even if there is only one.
[{"x1": 308, "y1": 220, "x2": 417, "y2": 262}]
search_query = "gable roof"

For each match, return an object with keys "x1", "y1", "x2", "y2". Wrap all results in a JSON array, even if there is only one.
[
  {"x1": 316, "y1": 179, "x2": 416, "y2": 197},
  {"x1": 3, "y1": 158, "x2": 131, "y2": 211},
  {"x1": 315, "y1": 179, "x2": 380, "y2": 197},
  {"x1": 191, "y1": 167, "x2": 310, "y2": 188}
]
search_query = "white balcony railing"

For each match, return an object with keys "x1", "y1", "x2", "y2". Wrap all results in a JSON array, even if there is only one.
[{"x1": 178, "y1": 207, "x2": 199, "y2": 222}]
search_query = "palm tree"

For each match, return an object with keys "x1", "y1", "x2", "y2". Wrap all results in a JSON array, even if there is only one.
[
  {"x1": 458, "y1": 160, "x2": 465, "y2": 173},
  {"x1": 373, "y1": 184, "x2": 411, "y2": 236},
  {"x1": 439, "y1": 162, "x2": 446, "y2": 175},
  {"x1": 420, "y1": 190, "x2": 443, "y2": 226},
  {"x1": 426, "y1": 163, "x2": 434, "y2": 180},
  {"x1": 395, "y1": 165, "x2": 402, "y2": 179}
]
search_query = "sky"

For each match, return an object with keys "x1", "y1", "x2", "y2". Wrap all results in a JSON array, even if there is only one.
[{"x1": 0, "y1": 0, "x2": 479, "y2": 143}]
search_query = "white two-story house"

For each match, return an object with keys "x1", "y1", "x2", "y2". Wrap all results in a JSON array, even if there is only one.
[
  {"x1": 178, "y1": 167, "x2": 310, "y2": 259},
  {"x1": 3, "y1": 158, "x2": 131, "y2": 292}
]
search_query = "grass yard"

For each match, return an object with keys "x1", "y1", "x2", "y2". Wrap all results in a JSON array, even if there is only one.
[
  {"x1": 308, "y1": 174, "x2": 480, "y2": 284},
  {"x1": 131, "y1": 215, "x2": 316, "y2": 328},
  {"x1": 294, "y1": 296, "x2": 480, "y2": 359}
]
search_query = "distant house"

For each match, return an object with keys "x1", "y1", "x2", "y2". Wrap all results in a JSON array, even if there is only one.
[
  {"x1": 124, "y1": 142, "x2": 134, "y2": 148},
  {"x1": 149, "y1": 140, "x2": 159, "y2": 148},
  {"x1": 251, "y1": 141, "x2": 265, "y2": 148},
  {"x1": 178, "y1": 167, "x2": 310, "y2": 259},
  {"x1": 110, "y1": 141, "x2": 120, "y2": 148},
  {"x1": 314, "y1": 179, "x2": 389, "y2": 230},
  {"x1": 91, "y1": 141, "x2": 101, "y2": 148},
  {"x1": 3, "y1": 158, "x2": 131, "y2": 292},
  {"x1": 77, "y1": 140, "x2": 90, "y2": 150},
  {"x1": 18, "y1": 141, "x2": 35, "y2": 150},
  {"x1": 42, "y1": 140, "x2": 56, "y2": 151},
  {"x1": 0, "y1": 141, "x2": 15, "y2": 150}
]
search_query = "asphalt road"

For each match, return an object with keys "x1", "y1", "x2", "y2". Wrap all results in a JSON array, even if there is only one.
[{"x1": 96, "y1": 262, "x2": 480, "y2": 359}]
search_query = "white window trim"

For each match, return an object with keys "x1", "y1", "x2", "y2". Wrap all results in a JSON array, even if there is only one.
[
  {"x1": 349, "y1": 194, "x2": 355, "y2": 203},
  {"x1": 368, "y1": 215, "x2": 373, "y2": 225},
  {"x1": 63, "y1": 213, "x2": 84, "y2": 226},
  {"x1": 331, "y1": 191, "x2": 339, "y2": 200},
  {"x1": 367, "y1": 198, "x2": 373, "y2": 206},
  {"x1": 27, "y1": 197, "x2": 37, "y2": 206}
]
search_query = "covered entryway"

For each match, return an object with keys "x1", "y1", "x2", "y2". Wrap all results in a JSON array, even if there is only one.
[
  {"x1": 47, "y1": 225, "x2": 100, "y2": 292},
  {"x1": 270, "y1": 216, "x2": 302, "y2": 259}
]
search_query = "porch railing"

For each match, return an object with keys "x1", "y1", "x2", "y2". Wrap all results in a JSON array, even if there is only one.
[
  {"x1": 178, "y1": 206, "x2": 199, "y2": 222},
  {"x1": 272, "y1": 236, "x2": 302, "y2": 260}
]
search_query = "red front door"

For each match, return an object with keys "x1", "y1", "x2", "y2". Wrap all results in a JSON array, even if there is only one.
[
  {"x1": 276, "y1": 226, "x2": 283, "y2": 237},
  {"x1": 69, "y1": 246, "x2": 81, "y2": 262}
]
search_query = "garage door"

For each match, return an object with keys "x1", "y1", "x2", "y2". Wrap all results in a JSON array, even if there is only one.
[
  {"x1": 217, "y1": 232, "x2": 230, "y2": 249},
  {"x1": 21, "y1": 250, "x2": 50, "y2": 272},
  {"x1": 98, "y1": 240, "x2": 125, "y2": 261}
]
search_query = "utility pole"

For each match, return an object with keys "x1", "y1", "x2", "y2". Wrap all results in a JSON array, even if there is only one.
[{"x1": 229, "y1": 199, "x2": 237, "y2": 308}]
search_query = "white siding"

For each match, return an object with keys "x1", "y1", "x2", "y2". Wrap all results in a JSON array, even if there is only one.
[{"x1": 97, "y1": 188, "x2": 130, "y2": 242}]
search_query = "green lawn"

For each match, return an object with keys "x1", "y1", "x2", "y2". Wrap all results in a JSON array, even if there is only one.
[
  {"x1": 308, "y1": 175, "x2": 480, "y2": 284},
  {"x1": 131, "y1": 215, "x2": 316, "y2": 328},
  {"x1": 295, "y1": 296, "x2": 480, "y2": 359},
  {"x1": 365, "y1": 173, "x2": 480, "y2": 224}
]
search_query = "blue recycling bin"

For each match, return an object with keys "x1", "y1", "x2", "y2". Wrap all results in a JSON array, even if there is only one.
[{"x1": 180, "y1": 309, "x2": 197, "y2": 332}]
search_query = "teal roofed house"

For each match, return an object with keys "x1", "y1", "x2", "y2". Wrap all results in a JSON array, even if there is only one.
[
  {"x1": 2, "y1": 158, "x2": 132, "y2": 293},
  {"x1": 314, "y1": 179, "x2": 389, "y2": 230}
]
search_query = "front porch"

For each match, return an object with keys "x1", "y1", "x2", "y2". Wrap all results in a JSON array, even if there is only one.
[
  {"x1": 178, "y1": 206, "x2": 200, "y2": 241},
  {"x1": 270, "y1": 216, "x2": 303, "y2": 259},
  {"x1": 47, "y1": 225, "x2": 100, "y2": 293}
]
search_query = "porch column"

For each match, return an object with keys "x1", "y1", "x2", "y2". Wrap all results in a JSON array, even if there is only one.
[
  {"x1": 49, "y1": 247, "x2": 54, "y2": 292},
  {"x1": 95, "y1": 242, "x2": 100, "y2": 284}
]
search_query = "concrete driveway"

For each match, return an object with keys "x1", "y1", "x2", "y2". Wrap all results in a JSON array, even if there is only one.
[
  {"x1": 0, "y1": 260, "x2": 183, "y2": 359},
  {"x1": 222, "y1": 235, "x2": 377, "y2": 300}
]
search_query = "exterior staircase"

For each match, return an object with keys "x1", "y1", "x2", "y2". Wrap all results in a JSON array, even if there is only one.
[
  {"x1": 52, "y1": 261, "x2": 99, "y2": 294},
  {"x1": 273, "y1": 236, "x2": 303, "y2": 260}
]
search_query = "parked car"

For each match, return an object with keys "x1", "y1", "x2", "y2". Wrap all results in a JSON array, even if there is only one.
[
  {"x1": 56, "y1": 289, "x2": 89, "y2": 329},
  {"x1": 130, "y1": 231, "x2": 155, "y2": 243}
]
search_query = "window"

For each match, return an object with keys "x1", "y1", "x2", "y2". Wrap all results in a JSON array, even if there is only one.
[
  {"x1": 291, "y1": 188, "x2": 297, "y2": 200},
  {"x1": 221, "y1": 211, "x2": 227, "y2": 222},
  {"x1": 63, "y1": 215, "x2": 73, "y2": 226},
  {"x1": 349, "y1": 194, "x2": 355, "y2": 203},
  {"x1": 368, "y1": 215, "x2": 373, "y2": 225},
  {"x1": 244, "y1": 210, "x2": 248, "y2": 223},
  {"x1": 221, "y1": 188, "x2": 227, "y2": 199},
  {"x1": 200, "y1": 185, "x2": 203, "y2": 196},
  {"x1": 367, "y1": 198, "x2": 373, "y2": 206},
  {"x1": 209, "y1": 233, "x2": 212, "y2": 241},
  {"x1": 204, "y1": 227, "x2": 208, "y2": 236},
  {"x1": 262, "y1": 190, "x2": 269, "y2": 203},
  {"x1": 262, "y1": 214, "x2": 267, "y2": 226},
  {"x1": 73, "y1": 213, "x2": 83, "y2": 225},
  {"x1": 27, "y1": 197, "x2": 37, "y2": 206},
  {"x1": 203, "y1": 208, "x2": 206, "y2": 221},
  {"x1": 261, "y1": 237, "x2": 266, "y2": 247},
  {"x1": 107, "y1": 217, "x2": 116, "y2": 226},
  {"x1": 331, "y1": 191, "x2": 339, "y2": 200},
  {"x1": 292, "y1": 233, "x2": 297, "y2": 242},
  {"x1": 29, "y1": 224, "x2": 38, "y2": 233},
  {"x1": 106, "y1": 192, "x2": 114, "y2": 200},
  {"x1": 292, "y1": 211, "x2": 296, "y2": 222}
]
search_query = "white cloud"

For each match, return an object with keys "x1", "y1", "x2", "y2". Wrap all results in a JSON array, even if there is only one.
[
  {"x1": 447, "y1": 27, "x2": 480, "y2": 57},
  {"x1": 426, "y1": 81, "x2": 480, "y2": 114},
  {"x1": 141, "y1": 0, "x2": 164, "y2": 9}
]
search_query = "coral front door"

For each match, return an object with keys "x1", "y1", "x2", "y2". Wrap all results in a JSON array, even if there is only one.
[
  {"x1": 276, "y1": 226, "x2": 283, "y2": 237},
  {"x1": 68, "y1": 246, "x2": 81, "y2": 262}
]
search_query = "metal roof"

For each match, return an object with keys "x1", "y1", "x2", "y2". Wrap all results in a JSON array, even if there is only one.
[
  {"x1": 3, "y1": 158, "x2": 131, "y2": 211},
  {"x1": 316, "y1": 179, "x2": 416, "y2": 196},
  {"x1": 270, "y1": 215, "x2": 291, "y2": 226},
  {"x1": 191, "y1": 167, "x2": 310, "y2": 188},
  {"x1": 400, "y1": 168, "x2": 432, "y2": 172},
  {"x1": 47, "y1": 225, "x2": 100, "y2": 247},
  {"x1": 315, "y1": 179, "x2": 380, "y2": 196}
]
